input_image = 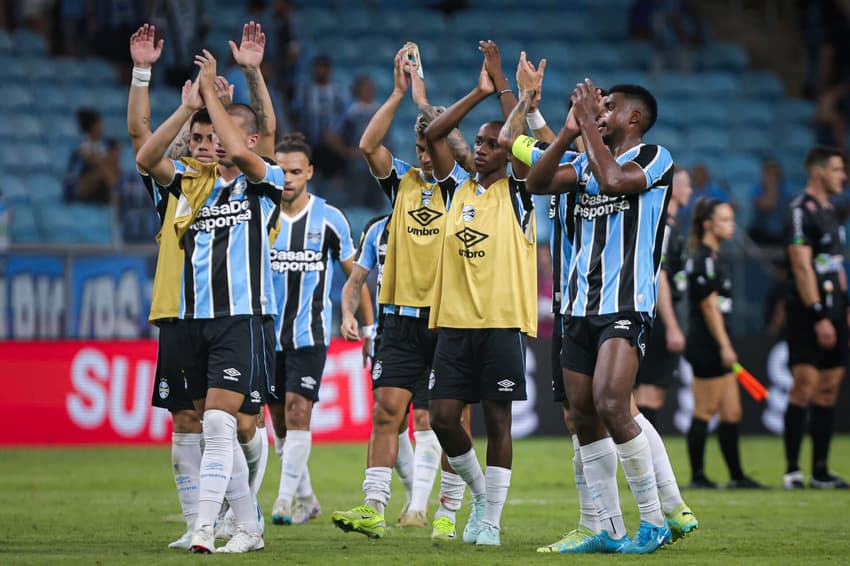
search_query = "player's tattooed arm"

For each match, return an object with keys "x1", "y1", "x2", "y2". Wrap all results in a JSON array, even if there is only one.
[
  {"x1": 340, "y1": 265, "x2": 370, "y2": 341},
  {"x1": 499, "y1": 88, "x2": 535, "y2": 178},
  {"x1": 166, "y1": 121, "x2": 191, "y2": 159},
  {"x1": 231, "y1": 21, "x2": 276, "y2": 157}
]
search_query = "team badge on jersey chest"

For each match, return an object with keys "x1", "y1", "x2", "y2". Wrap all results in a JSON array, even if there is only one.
[
  {"x1": 421, "y1": 188, "x2": 434, "y2": 206},
  {"x1": 461, "y1": 204, "x2": 476, "y2": 222}
]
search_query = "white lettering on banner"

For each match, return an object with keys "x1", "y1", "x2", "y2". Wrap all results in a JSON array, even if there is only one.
[
  {"x1": 108, "y1": 356, "x2": 154, "y2": 437},
  {"x1": 78, "y1": 273, "x2": 142, "y2": 339},
  {"x1": 67, "y1": 348, "x2": 109, "y2": 429},
  {"x1": 311, "y1": 348, "x2": 371, "y2": 433},
  {"x1": 10, "y1": 273, "x2": 64, "y2": 339},
  {"x1": 66, "y1": 347, "x2": 166, "y2": 439}
]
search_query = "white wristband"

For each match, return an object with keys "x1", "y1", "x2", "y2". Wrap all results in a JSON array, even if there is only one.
[
  {"x1": 526, "y1": 110, "x2": 546, "y2": 130},
  {"x1": 131, "y1": 66, "x2": 151, "y2": 88},
  {"x1": 360, "y1": 324, "x2": 374, "y2": 337}
]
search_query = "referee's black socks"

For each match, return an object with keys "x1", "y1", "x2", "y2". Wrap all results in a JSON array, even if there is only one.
[
  {"x1": 783, "y1": 403, "x2": 806, "y2": 474},
  {"x1": 717, "y1": 422, "x2": 744, "y2": 481},
  {"x1": 686, "y1": 417, "x2": 709, "y2": 480},
  {"x1": 637, "y1": 407, "x2": 658, "y2": 428},
  {"x1": 810, "y1": 403, "x2": 836, "y2": 480}
]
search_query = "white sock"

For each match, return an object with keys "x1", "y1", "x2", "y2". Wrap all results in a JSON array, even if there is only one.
[
  {"x1": 616, "y1": 431, "x2": 665, "y2": 527},
  {"x1": 635, "y1": 413, "x2": 683, "y2": 514},
  {"x1": 362, "y1": 466, "x2": 392, "y2": 514},
  {"x1": 447, "y1": 448, "x2": 486, "y2": 497},
  {"x1": 172, "y1": 432, "x2": 202, "y2": 531},
  {"x1": 395, "y1": 428, "x2": 415, "y2": 502},
  {"x1": 482, "y1": 466, "x2": 511, "y2": 529},
  {"x1": 581, "y1": 437, "x2": 626, "y2": 539},
  {"x1": 274, "y1": 433, "x2": 285, "y2": 458},
  {"x1": 410, "y1": 430, "x2": 442, "y2": 512},
  {"x1": 434, "y1": 470, "x2": 466, "y2": 522},
  {"x1": 240, "y1": 426, "x2": 265, "y2": 495},
  {"x1": 197, "y1": 409, "x2": 236, "y2": 528},
  {"x1": 227, "y1": 434, "x2": 260, "y2": 534},
  {"x1": 572, "y1": 435, "x2": 599, "y2": 532},
  {"x1": 278, "y1": 430, "x2": 312, "y2": 501},
  {"x1": 295, "y1": 465, "x2": 315, "y2": 504}
]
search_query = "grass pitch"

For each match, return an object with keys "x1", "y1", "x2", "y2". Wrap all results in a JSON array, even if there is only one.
[{"x1": 1, "y1": 435, "x2": 848, "y2": 565}]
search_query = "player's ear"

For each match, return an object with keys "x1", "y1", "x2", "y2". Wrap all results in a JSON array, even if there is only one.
[
  {"x1": 246, "y1": 133, "x2": 259, "y2": 149},
  {"x1": 306, "y1": 163, "x2": 314, "y2": 181}
]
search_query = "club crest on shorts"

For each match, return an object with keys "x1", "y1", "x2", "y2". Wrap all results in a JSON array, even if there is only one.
[
  {"x1": 158, "y1": 379, "x2": 170, "y2": 399},
  {"x1": 428, "y1": 369, "x2": 436, "y2": 390},
  {"x1": 461, "y1": 204, "x2": 475, "y2": 222},
  {"x1": 372, "y1": 361, "x2": 383, "y2": 381}
]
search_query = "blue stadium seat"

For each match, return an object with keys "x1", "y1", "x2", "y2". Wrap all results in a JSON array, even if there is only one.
[
  {"x1": 20, "y1": 143, "x2": 54, "y2": 175},
  {"x1": 689, "y1": 100, "x2": 730, "y2": 127},
  {"x1": 37, "y1": 203, "x2": 79, "y2": 244},
  {"x1": 575, "y1": 44, "x2": 622, "y2": 72},
  {"x1": 654, "y1": 72, "x2": 703, "y2": 98},
  {"x1": 34, "y1": 88, "x2": 72, "y2": 112},
  {"x1": 776, "y1": 124, "x2": 816, "y2": 154},
  {"x1": 697, "y1": 42, "x2": 748, "y2": 72},
  {"x1": 728, "y1": 182, "x2": 753, "y2": 226},
  {"x1": 588, "y1": 8, "x2": 628, "y2": 40},
  {"x1": 719, "y1": 153, "x2": 762, "y2": 185},
  {"x1": 732, "y1": 129, "x2": 772, "y2": 157},
  {"x1": 449, "y1": 11, "x2": 499, "y2": 37},
  {"x1": 774, "y1": 98, "x2": 814, "y2": 126},
  {"x1": 701, "y1": 72, "x2": 741, "y2": 97},
  {"x1": 647, "y1": 126, "x2": 684, "y2": 153},
  {"x1": 3, "y1": 176, "x2": 30, "y2": 203},
  {"x1": 0, "y1": 30, "x2": 12, "y2": 54},
  {"x1": 294, "y1": 8, "x2": 339, "y2": 38},
  {"x1": 11, "y1": 115, "x2": 46, "y2": 141},
  {"x1": 14, "y1": 29, "x2": 48, "y2": 56},
  {"x1": 27, "y1": 173, "x2": 64, "y2": 203},
  {"x1": 688, "y1": 126, "x2": 730, "y2": 153},
  {"x1": 10, "y1": 202, "x2": 40, "y2": 243},
  {"x1": 78, "y1": 59, "x2": 116, "y2": 84},
  {"x1": 69, "y1": 204, "x2": 113, "y2": 244},
  {"x1": 618, "y1": 43, "x2": 654, "y2": 71},
  {"x1": 735, "y1": 100, "x2": 773, "y2": 127},
  {"x1": 0, "y1": 84, "x2": 34, "y2": 109},
  {"x1": 743, "y1": 71, "x2": 784, "y2": 99}
]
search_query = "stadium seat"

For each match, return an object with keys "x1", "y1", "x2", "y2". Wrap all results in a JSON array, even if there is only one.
[
  {"x1": 697, "y1": 42, "x2": 748, "y2": 72},
  {"x1": 13, "y1": 29, "x2": 48, "y2": 56},
  {"x1": 34, "y1": 88, "x2": 73, "y2": 113},
  {"x1": 735, "y1": 100, "x2": 774, "y2": 127},
  {"x1": 10, "y1": 202, "x2": 40, "y2": 243},
  {"x1": 618, "y1": 42, "x2": 654, "y2": 71},
  {"x1": 69, "y1": 203, "x2": 113, "y2": 244},
  {"x1": 719, "y1": 153, "x2": 762, "y2": 186},
  {"x1": 654, "y1": 72, "x2": 703, "y2": 98},
  {"x1": 3, "y1": 176, "x2": 30, "y2": 203},
  {"x1": 728, "y1": 182, "x2": 753, "y2": 226},
  {"x1": 688, "y1": 99, "x2": 730, "y2": 127},
  {"x1": 448, "y1": 11, "x2": 499, "y2": 37},
  {"x1": 689, "y1": 126, "x2": 730, "y2": 153},
  {"x1": 701, "y1": 72, "x2": 741, "y2": 97},
  {"x1": 36, "y1": 203, "x2": 79, "y2": 244},
  {"x1": 775, "y1": 124, "x2": 816, "y2": 154},
  {"x1": 774, "y1": 98, "x2": 814, "y2": 126},
  {"x1": 743, "y1": 71, "x2": 784, "y2": 99},
  {"x1": 0, "y1": 30, "x2": 12, "y2": 55},
  {"x1": 647, "y1": 127, "x2": 684, "y2": 153},
  {"x1": 78, "y1": 58, "x2": 116, "y2": 84},
  {"x1": 575, "y1": 44, "x2": 622, "y2": 72},
  {"x1": 732, "y1": 129, "x2": 773, "y2": 157},
  {"x1": 11, "y1": 115, "x2": 46, "y2": 141},
  {"x1": 19, "y1": 143, "x2": 53, "y2": 175},
  {"x1": 28, "y1": 174, "x2": 65, "y2": 204},
  {"x1": 0, "y1": 84, "x2": 34, "y2": 109}
]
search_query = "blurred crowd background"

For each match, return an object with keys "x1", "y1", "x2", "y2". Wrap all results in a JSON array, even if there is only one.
[{"x1": 1, "y1": 0, "x2": 849, "y2": 337}]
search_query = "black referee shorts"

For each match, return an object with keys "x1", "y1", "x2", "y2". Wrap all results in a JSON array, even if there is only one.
[
  {"x1": 430, "y1": 328, "x2": 527, "y2": 403},
  {"x1": 151, "y1": 319, "x2": 195, "y2": 412},
  {"x1": 635, "y1": 316, "x2": 679, "y2": 388},
  {"x1": 786, "y1": 300, "x2": 849, "y2": 370},
  {"x1": 561, "y1": 312, "x2": 652, "y2": 377},
  {"x1": 183, "y1": 315, "x2": 275, "y2": 415},
  {"x1": 684, "y1": 328, "x2": 726, "y2": 379}
]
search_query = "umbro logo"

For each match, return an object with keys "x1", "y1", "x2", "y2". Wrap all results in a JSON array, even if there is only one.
[
  {"x1": 497, "y1": 379, "x2": 515, "y2": 392},
  {"x1": 300, "y1": 376, "x2": 317, "y2": 390},
  {"x1": 613, "y1": 320, "x2": 632, "y2": 330},
  {"x1": 223, "y1": 368, "x2": 241, "y2": 381},
  {"x1": 408, "y1": 206, "x2": 443, "y2": 227},
  {"x1": 455, "y1": 227, "x2": 489, "y2": 249}
]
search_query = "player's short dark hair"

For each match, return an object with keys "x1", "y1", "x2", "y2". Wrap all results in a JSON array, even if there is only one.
[
  {"x1": 190, "y1": 109, "x2": 212, "y2": 130},
  {"x1": 688, "y1": 196, "x2": 725, "y2": 251},
  {"x1": 481, "y1": 120, "x2": 505, "y2": 132},
  {"x1": 804, "y1": 145, "x2": 845, "y2": 171},
  {"x1": 76, "y1": 107, "x2": 101, "y2": 133},
  {"x1": 414, "y1": 107, "x2": 446, "y2": 139},
  {"x1": 275, "y1": 132, "x2": 312, "y2": 162},
  {"x1": 226, "y1": 103, "x2": 259, "y2": 136},
  {"x1": 608, "y1": 84, "x2": 658, "y2": 133}
]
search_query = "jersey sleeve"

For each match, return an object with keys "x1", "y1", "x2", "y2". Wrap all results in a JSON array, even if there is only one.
[
  {"x1": 570, "y1": 153, "x2": 589, "y2": 186},
  {"x1": 631, "y1": 144, "x2": 674, "y2": 190},
  {"x1": 375, "y1": 156, "x2": 413, "y2": 205},
  {"x1": 354, "y1": 223, "x2": 379, "y2": 271},
  {"x1": 326, "y1": 206, "x2": 355, "y2": 261},
  {"x1": 163, "y1": 159, "x2": 187, "y2": 196},
  {"x1": 688, "y1": 252, "x2": 718, "y2": 302},
  {"x1": 787, "y1": 199, "x2": 817, "y2": 247},
  {"x1": 247, "y1": 159, "x2": 286, "y2": 204}
]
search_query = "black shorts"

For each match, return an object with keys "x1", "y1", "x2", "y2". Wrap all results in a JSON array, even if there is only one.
[
  {"x1": 372, "y1": 314, "x2": 437, "y2": 410},
  {"x1": 786, "y1": 300, "x2": 849, "y2": 370},
  {"x1": 635, "y1": 317, "x2": 679, "y2": 388},
  {"x1": 684, "y1": 328, "x2": 726, "y2": 379},
  {"x1": 269, "y1": 345, "x2": 328, "y2": 404},
  {"x1": 430, "y1": 328, "x2": 527, "y2": 403},
  {"x1": 183, "y1": 315, "x2": 275, "y2": 415},
  {"x1": 561, "y1": 312, "x2": 652, "y2": 377},
  {"x1": 151, "y1": 319, "x2": 195, "y2": 412},
  {"x1": 551, "y1": 314, "x2": 568, "y2": 404}
]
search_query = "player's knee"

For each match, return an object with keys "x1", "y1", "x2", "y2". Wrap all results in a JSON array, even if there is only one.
[
  {"x1": 429, "y1": 409, "x2": 454, "y2": 436},
  {"x1": 236, "y1": 417, "x2": 257, "y2": 443},
  {"x1": 172, "y1": 409, "x2": 201, "y2": 433},
  {"x1": 372, "y1": 401, "x2": 402, "y2": 429},
  {"x1": 413, "y1": 410, "x2": 430, "y2": 431},
  {"x1": 593, "y1": 395, "x2": 626, "y2": 426}
]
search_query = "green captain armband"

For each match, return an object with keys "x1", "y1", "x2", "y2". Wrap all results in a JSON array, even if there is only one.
[{"x1": 511, "y1": 135, "x2": 537, "y2": 167}]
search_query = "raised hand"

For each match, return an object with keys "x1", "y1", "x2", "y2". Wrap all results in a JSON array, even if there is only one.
[
  {"x1": 181, "y1": 78, "x2": 204, "y2": 111},
  {"x1": 479, "y1": 40, "x2": 504, "y2": 81},
  {"x1": 476, "y1": 60, "x2": 496, "y2": 95},
  {"x1": 214, "y1": 75, "x2": 235, "y2": 106},
  {"x1": 129, "y1": 23, "x2": 163, "y2": 68},
  {"x1": 194, "y1": 50, "x2": 218, "y2": 94},
  {"x1": 571, "y1": 78, "x2": 600, "y2": 127},
  {"x1": 228, "y1": 21, "x2": 265, "y2": 70},
  {"x1": 393, "y1": 46, "x2": 411, "y2": 94}
]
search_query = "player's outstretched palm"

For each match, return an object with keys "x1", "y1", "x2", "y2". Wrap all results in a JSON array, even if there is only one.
[
  {"x1": 194, "y1": 50, "x2": 218, "y2": 94},
  {"x1": 229, "y1": 21, "x2": 265, "y2": 69},
  {"x1": 214, "y1": 76, "x2": 235, "y2": 106},
  {"x1": 571, "y1": 79, "x2": 599, "y2": 127},
  {"x1": 393, "y1": 47, "x2": 411, "y2": 94},
  {"x1": 476, "y1": 61, "x2": 495, "y2": 95},
  {"x1": 129, "y1": 23, "x2": 163, "y2": 68},
  {"x1": 479, "y1": 40, "x2": 503, "y2": 81},
  {"x1": 181, "y1": 78, "x2": 204, "y2": 111}
]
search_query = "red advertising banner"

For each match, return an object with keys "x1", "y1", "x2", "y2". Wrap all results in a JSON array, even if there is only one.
[{"x1": 0, "y1": 340, "x2": 374, "y2": 445}]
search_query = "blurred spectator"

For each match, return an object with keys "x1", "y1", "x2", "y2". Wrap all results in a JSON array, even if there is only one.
[
  {"x1": 677, "y1": 163, "x2": 728, "y2": 226},
  {"x1": 64, "y1": 108, "x2": 119, "y2": 205},
  {"x1": 291, "y1": 55, "x2": 349, "y2": 179},
  {"x1": 268, "y1": 0, "x2": 301, "y2": 101},
  {"x1": 748, "y1": 159, "x2": 794, "y2": 245},
  {"x1": 115, "y1": 169, "x2": 159, "y2": 243},
  {"x1": 60, "y1": 0, "x2": 91, "y2": 57},
  {"x1": 333, "y1": 76, "x2": 385, "y2": 207},
  {"x1": 91, "y1": 0, "x2": 147, "y2": 83},
  {"x1": 629, "y1": 0, "x2": 705, "y2": 70},
  {"x1": 150, "y1": 0, "x2": 208, "y2": 87}
]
